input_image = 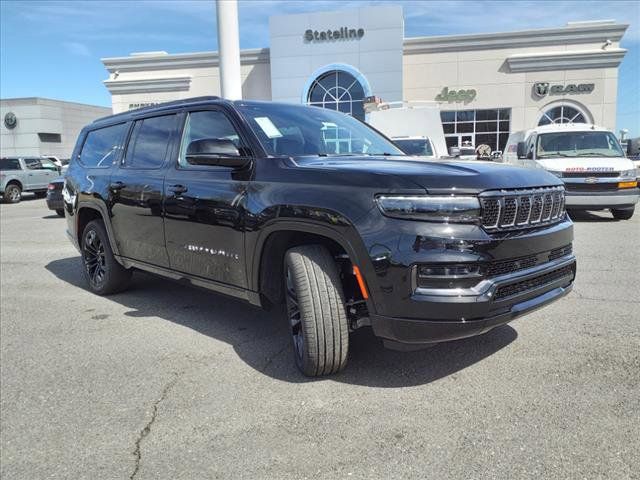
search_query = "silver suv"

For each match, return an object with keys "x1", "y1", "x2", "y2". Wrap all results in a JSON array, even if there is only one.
[{"x1": 1, "y1": 157, "x2": 60, "y2": 203}]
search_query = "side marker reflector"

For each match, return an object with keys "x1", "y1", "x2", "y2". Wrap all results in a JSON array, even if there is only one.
[{"x1": 352, "y1": 265, "x2": 369, "y2": 300}]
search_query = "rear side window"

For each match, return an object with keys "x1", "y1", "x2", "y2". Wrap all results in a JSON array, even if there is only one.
[
  {"x1": 0, "y1": 158, "x2": 21, "y2": 170},
  {"x1": 80, "y1": 123, "x2": 128, "y2": 168},
  {"x1": 124, "y1": 115, "x2": 177, "y2": 169}
]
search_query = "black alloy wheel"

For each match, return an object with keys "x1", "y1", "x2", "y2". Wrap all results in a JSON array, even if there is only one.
[
  {"x1": 83, "y1": 229, "x2": 107, "y2": 289},
  {"x1": 285, "y1": 266, "x2": 304, "y2": 366}
]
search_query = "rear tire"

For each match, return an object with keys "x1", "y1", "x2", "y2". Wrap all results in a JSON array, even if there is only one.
[
  {"x1": 3, "y1": 184, "x2": 21, "y2": 203},
  {"x1": 81, "y1": 220, "x2": 131, "y2": 295},
  {"x1": 611, "y1": 207, "x2": 634, "y2": 220},
  {"x1": 55, "y1": 209, "x2": 65, "y2": 217},
  {"x1": 284, "y1": 245, "x2": 349, "y2": 377}
]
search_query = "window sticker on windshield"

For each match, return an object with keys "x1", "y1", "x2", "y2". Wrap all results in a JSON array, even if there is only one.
[{"x1": 255, "y1": 117, "x2": 282, "y2": 138}]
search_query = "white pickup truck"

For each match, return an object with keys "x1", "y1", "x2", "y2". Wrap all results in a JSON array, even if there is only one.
[
  {"x1": 1, "y1": 157, "x2": 60, "y2": 203},
  {"x1": 503, "y1": 124, "x2": 638, "y2": 220}
]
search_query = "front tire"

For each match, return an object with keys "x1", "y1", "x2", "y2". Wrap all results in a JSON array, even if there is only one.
[
  {"x1": 81, "y1": 220, "x2": 131, "y2": 295},
  {"x1": 4, "y1": 184, "x2": 21, "y2": 203},
  {"x1": 55, "y1": 209, "x2": 65, "y2": 217},
  {"x1": 284, "y1": 245, "x2": 349, "y2": 377},
  {"x1": 611, "y1": 207, "x2": 634, "y2": 220}
]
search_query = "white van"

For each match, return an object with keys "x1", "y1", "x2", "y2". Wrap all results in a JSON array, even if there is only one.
[
  {"x1": 366, "y1": 101, "x2": 448, "y2": 159},
  {"x1": 503, "y1": 124, "x2": 638, "y2": 220}
]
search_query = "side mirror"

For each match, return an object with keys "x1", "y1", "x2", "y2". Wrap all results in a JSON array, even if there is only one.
[
  {"x1": 186, "y1": 138, "x2": 250, "y2": 168},
  {"x1": 516, "y1": 142, "x2": 527, "y2": 159},
  {"x1": 448, "y1": 146, "x2": 461, "y2": 157}
]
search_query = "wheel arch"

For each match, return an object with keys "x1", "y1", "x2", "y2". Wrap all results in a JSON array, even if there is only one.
[
  {"x1": 251, "y1": 220, "x2": 369, "y2": 309},
  {"x1": 5, "y1": 178, "x2": 23, "y2": 190},
  {"x1": 76, "y1": 203, "x2": 122, "y2": 259}
]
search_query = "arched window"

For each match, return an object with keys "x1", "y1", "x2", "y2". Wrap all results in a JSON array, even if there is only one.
[
  {"x1": 538, "y1": 103, "x2": 589, "y2": 126},
  {"x1": 307, "y1": 70, "x2": 365, "y2": 121}
]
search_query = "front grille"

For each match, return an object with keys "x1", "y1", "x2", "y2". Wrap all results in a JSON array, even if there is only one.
[
  {"x1": 564, "y1": 182, "x2": 620, "y2": 193},
  {"x1": 486, "y1": 244, "x2": 572, "y2": 277},
  {"x1": 494, "y1": 264, "x2": 575, "y2": 300},
  {"x1": 561, "y1": 171, "x2": 619, "y2": 178},
  {"x1": 480, "y1": 187, "x2": 565, "y2": 232},
  {"x1": 548, "y1": 244, "x2": 573, "y2": 262}
]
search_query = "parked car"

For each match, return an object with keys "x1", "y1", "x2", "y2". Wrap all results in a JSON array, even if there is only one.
[
  {"x1": 1, "y1": 157, "x2": 59, "y2": 203},
  {"x1": 46, "y1": 177, "x2": 65, "y2": 216},
  {"x1": 392, "y1": 136, "x2": 436, "y2": 158},
  {"x1": 64, "y1": 97, "x2": 576, "y2": 376},
  {"x1": 366, "y1": 101, "x2": 448, "y2": 158},
  {"x1": 41, "y1": 156, "x2": 70, "y2": 175},
  {"x1": 503, "y1": 124, "x2": 638, "y2": 219}
]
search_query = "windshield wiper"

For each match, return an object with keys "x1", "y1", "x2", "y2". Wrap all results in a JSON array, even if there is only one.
[
  {"x1": 538, "y1": 152, "x2": 575, "y2": 158},
  {"x1": 578, "y1": 152, "x2": 621, "y2": 157}
]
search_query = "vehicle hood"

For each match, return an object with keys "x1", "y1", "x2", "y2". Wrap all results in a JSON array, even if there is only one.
[
  {"x1": 534, "y1": 156, "x2": 635, "y2": 174},
  {"x1": 294, "y1": 156, "x2": 562, "y2": 193}
]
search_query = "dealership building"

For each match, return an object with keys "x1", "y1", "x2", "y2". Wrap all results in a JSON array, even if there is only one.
[
  {"x1": 1, "y1": 97, "x2": 111, "y2": 158},
  {"x1": 101, "y1": 5, "x2": 628, "y2": 152}
]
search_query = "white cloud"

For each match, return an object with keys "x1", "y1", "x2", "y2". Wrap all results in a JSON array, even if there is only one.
[{"x1": 62, "y1": 41, "x2": 91, "y2": 57}]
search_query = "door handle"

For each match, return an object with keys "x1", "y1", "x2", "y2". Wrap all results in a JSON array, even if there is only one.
[
  {"x1": 110, "y1": 181, "x2": 126, "y2": 191},
  {"x1": 168, "y1": 184, "x2": 187, "y2": 195}
]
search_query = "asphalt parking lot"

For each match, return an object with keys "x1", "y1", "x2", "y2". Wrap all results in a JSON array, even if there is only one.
[{"x1": 1, "y1": 196, "x2": 638, "y2": 479}]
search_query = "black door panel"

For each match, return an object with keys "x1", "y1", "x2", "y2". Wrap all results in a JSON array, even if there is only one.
[
  {"x1": 163, "y1": 109, "x2": 251, "y2": 288},
  {"x1": 110, "y1": 114, "x2": 179, "y2": 267}
]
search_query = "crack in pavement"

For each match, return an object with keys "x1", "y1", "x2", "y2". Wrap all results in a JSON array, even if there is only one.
[{"x1": 129, "y1": 373, "x2": 182, "y2": 480}]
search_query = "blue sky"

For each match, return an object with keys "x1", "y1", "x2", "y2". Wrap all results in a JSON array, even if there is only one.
[{"x1": 1, "y1": 0, "x2": 638, "y2": 134}]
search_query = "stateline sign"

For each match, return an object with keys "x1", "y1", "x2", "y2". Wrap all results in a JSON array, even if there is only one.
[{"x1": 304, "y1": 27, "x2": 365, "y2": 42}]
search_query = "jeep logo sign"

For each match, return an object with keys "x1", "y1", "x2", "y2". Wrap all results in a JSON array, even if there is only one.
[
  {"x1": 533, "y1": 82, "x2": 595, "y2": 98},
  {"x1": 435, "y1": 87, "x2": 477, "y2": 104}
]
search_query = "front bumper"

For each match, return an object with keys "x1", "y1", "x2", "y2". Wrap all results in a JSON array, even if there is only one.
[
  {"x1": 371, "y1": 255, "x2": 576, "y2": 348},
  {"x1": 565, "y1": 189, "x2": 639, "y2": 209}
]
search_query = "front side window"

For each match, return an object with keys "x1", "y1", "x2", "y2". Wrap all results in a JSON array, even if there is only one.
[
  {"x1": 24, "y1": 158, "x2": 43, "y2": 170},
  {"x1": 179, "y1": 110, "x2": 246, "y2": 167},
  {"x1": 124, "y1": 115, "x2": 177, "y2": 169},
  {"x1": 80, "y1": 123, "x2": 128, "y2": 168},
  {"x1": 537, "y1": 131, "x2": 624, "y2": 158},
  {"x1": 237, "y1": 103, "x2": 403, "y2": 157}
]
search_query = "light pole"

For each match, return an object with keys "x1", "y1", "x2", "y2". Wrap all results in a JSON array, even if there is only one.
[{"x1": 216, "y1": 0, "x2": 242, "y2": 100}]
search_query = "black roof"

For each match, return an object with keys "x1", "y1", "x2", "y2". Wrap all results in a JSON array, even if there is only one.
[
  {"x1": 91, "y1": 97, "x2": 327, "y2": 128},
  {"x1": 92, "y1": 96, "x2": 225, "y2": 125}
]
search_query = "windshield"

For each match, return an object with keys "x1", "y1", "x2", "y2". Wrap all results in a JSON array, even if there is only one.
[
  {"x1": 237, "y1": 103, "x2": 404, "y2": 157},
  {"x1": 537, "y1": 131, "x2": 624, "y2": 158},
  {"x1": 394, "y1": 138, "x2": 434, "y2": 156}
]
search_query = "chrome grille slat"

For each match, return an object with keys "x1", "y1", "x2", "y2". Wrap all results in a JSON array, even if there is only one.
[{"x1": 480, "y1": 187, "x2": 565, "y2": 232}]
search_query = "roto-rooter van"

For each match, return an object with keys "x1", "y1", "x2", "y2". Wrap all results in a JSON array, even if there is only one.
[{"x1": 504, "y1": 124, "x2": 638, "y2": 220}]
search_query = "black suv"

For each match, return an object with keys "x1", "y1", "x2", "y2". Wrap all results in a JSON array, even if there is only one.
[{"x1": 63, "y1": 97, "x2": 576, "y2": 376}]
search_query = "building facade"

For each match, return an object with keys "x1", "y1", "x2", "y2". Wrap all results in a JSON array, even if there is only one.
[
  {"x1": 101, "y1": 6, "x2": 628, "y2": 152},
  {"x1": 1, "y1": 97, "x2": 111, "y2": 158}
]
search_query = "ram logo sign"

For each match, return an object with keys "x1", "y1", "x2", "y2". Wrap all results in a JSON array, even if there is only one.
[{"x1": 533, "y1": 82, "x2": 595, "y2": 98}]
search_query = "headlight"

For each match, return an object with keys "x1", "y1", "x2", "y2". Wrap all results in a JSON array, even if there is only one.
[
  {"x1": 619, "y1": 168, "x2": 638, "y2": 178},
  {"x1": 375, "y1": 195, "x2": 480, "y2": 223}
]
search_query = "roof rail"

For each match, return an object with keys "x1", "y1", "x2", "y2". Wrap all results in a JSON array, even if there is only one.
[{"x1": 92, "y1": 95, "x2": 222, "y2": 123}]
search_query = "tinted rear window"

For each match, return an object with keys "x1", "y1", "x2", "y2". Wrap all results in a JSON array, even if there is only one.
[
  {"x1": 79, "y1": 123, "x2": 128, "y2": 168},
  {"x1": 123, "y1": 115, "x2": 177, "y2": 169},
  {"x1": 0, "y1": 158, "x2": 22, "y2": 170}
]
